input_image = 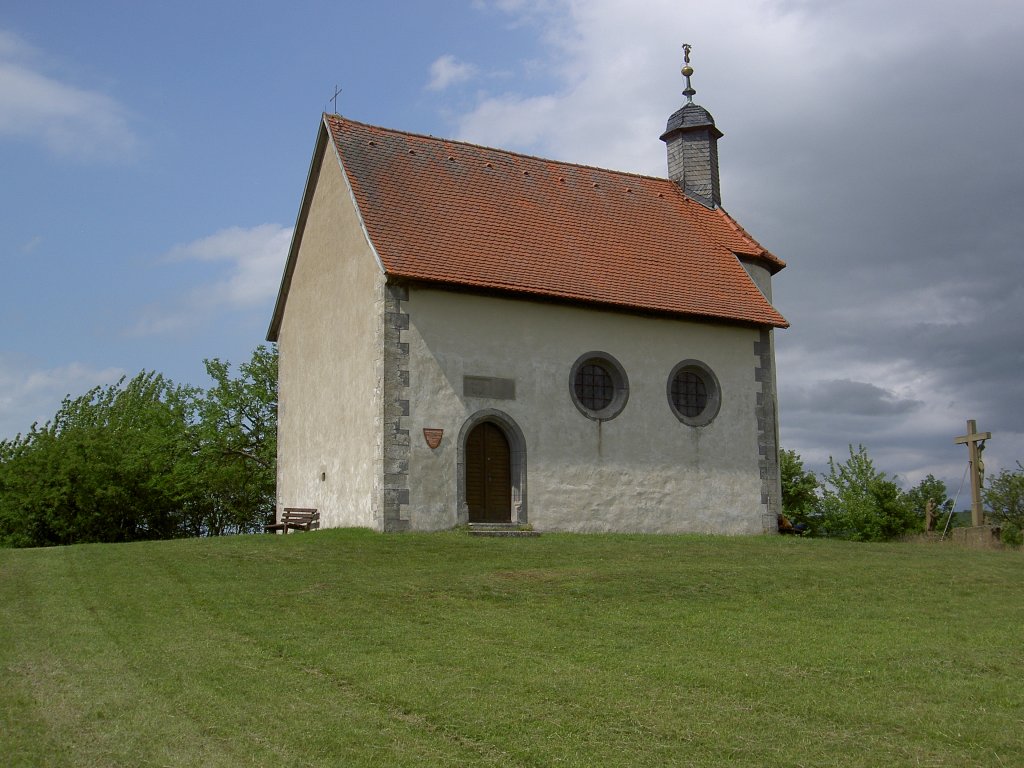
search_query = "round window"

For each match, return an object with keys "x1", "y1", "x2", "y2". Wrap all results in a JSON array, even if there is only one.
[
  {"x1": 575, "y1": 362, "x2": 614, "y2": 411},
  {"x1": 569, "y1": 352, "x2": 628, "y2": 420},
  {"x1": 668, "y1": 360, "x2": 720, "y2": 426}
]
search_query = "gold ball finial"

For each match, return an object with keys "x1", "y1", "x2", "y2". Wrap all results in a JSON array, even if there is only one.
[{"x1": 681, "y1": 43, "x2": 696, "y2": 103}]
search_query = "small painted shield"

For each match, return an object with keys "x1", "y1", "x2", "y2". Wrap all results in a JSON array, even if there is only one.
[{"x1": 423, "y1": 428, "x2": 443, "y2": 449}]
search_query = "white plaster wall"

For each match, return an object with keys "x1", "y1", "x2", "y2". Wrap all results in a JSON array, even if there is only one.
[
  {"x1": 403, "y1": 288, "x2": 767, "y2": 534},
  {"x1": 740, "y1": 260, "x2": 773, "y2": 302},
  {"x1": 276, "y1": 147, "x2": 383, "y2": 530}
]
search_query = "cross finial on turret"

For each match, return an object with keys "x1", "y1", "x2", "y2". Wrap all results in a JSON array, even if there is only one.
[{"x1": 681, "y1": 43, "x2": 696, "y2": 103}]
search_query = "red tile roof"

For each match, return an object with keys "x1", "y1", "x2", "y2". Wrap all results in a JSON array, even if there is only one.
[{"x1": 276, "y1": 115, "x2": 788, "y2": 336}]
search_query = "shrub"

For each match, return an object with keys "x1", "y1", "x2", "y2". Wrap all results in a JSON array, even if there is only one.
[{"x1": 819, "y1": 445, "x2": 917, "y2": 541}]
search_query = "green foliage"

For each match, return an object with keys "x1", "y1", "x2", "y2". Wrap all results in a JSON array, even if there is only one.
[
  {"x1": 0, "y1": 372, "x2": 198, "y2": 547},
  {"x1": 186, "y1": 345, "x2": 278, "y2": 536},
  {"x1": 1000, "y1": 523, "x2": 1023, "y2": 548},
  {"x1": 0, "y1": 345, "x2": 277, "y2": 547},
  {"x1": 819, "y1": 444, "x2": 918, "y2": 541},
  {"x1": 779, "y1": 448, "x2": 820, "y2": 530},
  {"x1": 984, "y1": 464, "x2": 1024, "y2": 529},
  {"x1": 904, "y1": 474, "x2": 953, "y2": 531}
]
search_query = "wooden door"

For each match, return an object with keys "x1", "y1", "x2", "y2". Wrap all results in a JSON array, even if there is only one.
[{"x1": 465, "y1": 422, "x2": 511, "y2": 522}]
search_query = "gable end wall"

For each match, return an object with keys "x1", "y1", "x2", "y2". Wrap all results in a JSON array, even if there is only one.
[{"x1": 275, "y1": 142, "x2": 384, "y2": 529}]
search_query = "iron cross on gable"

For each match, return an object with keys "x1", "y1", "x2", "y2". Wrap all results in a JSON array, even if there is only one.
[{"x1": 954, "y1": 419, "x2": 992, "y2": 527}]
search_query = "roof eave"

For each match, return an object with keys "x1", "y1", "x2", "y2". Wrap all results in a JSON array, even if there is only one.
[
  {"x1": 735, "y1": 249, "x2": 787, "y2": 275},
  {"x1": 386, "y1": 274, "x2": 789, "y2": 329}
]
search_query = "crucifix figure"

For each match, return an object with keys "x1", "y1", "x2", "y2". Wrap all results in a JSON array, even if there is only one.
[{"x1": 954, "y1": 419, "x2": 991, "y2": 527}]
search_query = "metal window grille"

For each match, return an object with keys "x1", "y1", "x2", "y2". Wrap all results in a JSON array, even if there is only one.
[
  {"x1": 672, "y1": 370, "x2": 707, "y2": 417},
  {"x1": 575, "y1": 363, "x2": 614, "y2": 411}
]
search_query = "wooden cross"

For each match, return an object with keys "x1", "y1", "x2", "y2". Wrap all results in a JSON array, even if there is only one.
[{"x1": 954, "y1": 419, "x2": 991, "y2": 526}]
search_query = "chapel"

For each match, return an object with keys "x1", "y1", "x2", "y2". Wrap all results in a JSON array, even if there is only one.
[{"x1": 267, "y1": 58, "x2": 788, "y2": 534}]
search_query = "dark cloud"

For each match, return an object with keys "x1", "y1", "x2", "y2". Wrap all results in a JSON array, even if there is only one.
[
  {"x1": 735, "y1": 7, "x2": 1024, "y2": 487},
  {"x1": 789, "y1": 379, "x2": 923, "y2": 417}
]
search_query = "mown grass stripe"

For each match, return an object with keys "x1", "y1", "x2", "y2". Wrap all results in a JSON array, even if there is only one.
[{"x1": 1, "y1": 530, "x2": 1021, "y2": 766}]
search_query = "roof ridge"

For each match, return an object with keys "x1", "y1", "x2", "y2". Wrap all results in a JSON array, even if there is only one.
[
  {"x1": 326, "y1": 112, "x2": 675, "y2": 186},
  {"x1": 715, "y1": 206, "x2": 762, "y2": 250}
]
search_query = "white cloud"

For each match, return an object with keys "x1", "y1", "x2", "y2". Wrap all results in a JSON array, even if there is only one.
[
  {"x1": 165, "y1": 224, "x2": 292, "y2": 307},
  {"x1": 427, "y1": 54, "x2": 478, "y2": 91},
  {"x1": 452, "y1": 0, "x2": 815, "y2": 172},
  {"x1": 455, "y1": 93, "x2": 560, "y2": 148},
  {"x1": 0, "y1": 29, "x2": 138, "y2": 160},
  {"x1": 0, "y1": 358, "x2": 125, "y2": 440},
  {"x1": 20, "y1": 235, "x2": 43, "y2": 254},
  {"x1": 0, "y1": 29, "x2": 33, "y2": 59},
  {"x1": 132, "y1": 224, "x2": 292, "y2": 336}
]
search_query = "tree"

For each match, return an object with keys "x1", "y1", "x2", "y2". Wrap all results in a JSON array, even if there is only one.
[
  {"x1": 0, "y1": 345, "x2": 278, "y2": 548},
  {"x1": 904, "y1": 474, "x2": 953, "y2": 531},
  {"x1": 0, "y1": 372, "x2": 198, "y2": 547},
  {"x1": 819, "y1": 445, "x2": 917, "y2": 541},
  {"x1": 984, "y1": 464, "x2": 1024, "y2": 546},
  {"x1": 186, "y1": 345, "x2": 278, "y2": 536},
  {"x1": 780, "y1": 448, "x2": 820, "y2": 531}
]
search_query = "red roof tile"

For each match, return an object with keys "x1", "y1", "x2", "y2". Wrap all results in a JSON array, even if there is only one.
[{"x1": 325, "y1": 115, "x2": 787, "y2": 328}]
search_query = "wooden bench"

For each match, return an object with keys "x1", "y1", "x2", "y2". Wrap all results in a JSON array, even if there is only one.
[{"x1": 266, "y1": 507, "x2": 320, "y2": 534}]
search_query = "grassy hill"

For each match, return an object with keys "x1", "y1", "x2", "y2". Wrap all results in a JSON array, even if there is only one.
[{"x1": 2, "y1": 530, "x2": 1021, "y2": 767}]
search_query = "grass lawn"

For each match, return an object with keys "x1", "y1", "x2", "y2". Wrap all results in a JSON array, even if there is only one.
[{"x1": 1, "y1": 529, "x2": 1021, "y2": 767}]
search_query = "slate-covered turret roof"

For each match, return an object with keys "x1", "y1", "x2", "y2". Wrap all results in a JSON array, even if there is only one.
[{"x1": 661, "y1": 102, "x2": 723, "y2": 140}]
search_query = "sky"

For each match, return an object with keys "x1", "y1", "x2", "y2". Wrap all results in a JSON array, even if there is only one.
[{"x1": 2, "y1": 0, "x2": 1022, "y2": 499}]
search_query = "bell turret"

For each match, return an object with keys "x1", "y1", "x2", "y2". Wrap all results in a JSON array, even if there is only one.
[{"x1": 659, "y1": 44, "x2": 723, "y2": 208}]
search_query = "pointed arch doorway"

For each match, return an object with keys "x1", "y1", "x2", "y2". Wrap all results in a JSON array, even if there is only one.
[
  {"x1": 457, "y1": 410, "x2": 527, "y2": 527},
  {"x1": 465, "y1": 421, "x2": 511, "y2": 522}
]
